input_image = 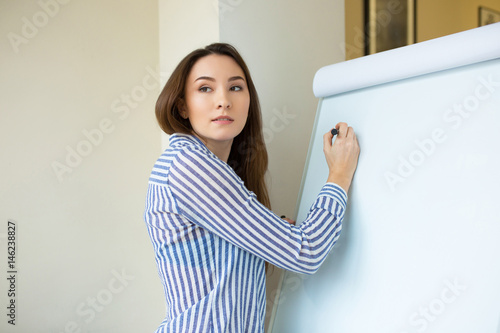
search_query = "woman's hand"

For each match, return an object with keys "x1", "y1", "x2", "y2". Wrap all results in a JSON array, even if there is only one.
[
  {"x1": 323, "y1": 122, "x2": 360, "y2": 193},
  {"x1": 281, "y1": 216, "x2": 296, "y2": 226}
]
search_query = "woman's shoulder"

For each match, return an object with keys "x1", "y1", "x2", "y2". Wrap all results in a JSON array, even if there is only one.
[
  {"x1": 148, "y1": 133, "x2": 213, "y2": 185},
  {"x1": 166, "y1": 133, "x2": 212, "y2": 160},
  {"x1": 169, "y1": 133, "x2": 201, "y2": 149},
  {"x1": 167, "y1": 134, "x2": 242, "y2": 184}
]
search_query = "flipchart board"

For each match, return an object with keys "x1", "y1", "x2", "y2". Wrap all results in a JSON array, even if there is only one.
[{"x1": 271, "y1": 23, "x2": 500, "y2": 333}]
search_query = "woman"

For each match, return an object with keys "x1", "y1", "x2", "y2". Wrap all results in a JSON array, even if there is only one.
[{"x1": 144, "y1": 43, "x2": 359, "y2": 332}]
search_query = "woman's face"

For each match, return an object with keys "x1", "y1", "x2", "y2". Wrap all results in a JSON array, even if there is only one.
[{"x1": 182, "y1": 54, "x2": 250, "y2": 152}]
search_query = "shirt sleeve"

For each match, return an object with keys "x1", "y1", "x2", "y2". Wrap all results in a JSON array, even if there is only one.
[{"x1": 167, "y1": 146, "x2": 347, "y2": 275}]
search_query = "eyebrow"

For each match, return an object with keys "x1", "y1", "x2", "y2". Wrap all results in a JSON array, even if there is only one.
[{"x1": 194, "y1": 75, "x2": 246, "y2": 82}]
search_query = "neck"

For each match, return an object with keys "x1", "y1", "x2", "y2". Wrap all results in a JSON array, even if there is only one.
[
  {"x1": 207, "y1": 141, "x2": 232, "y2": 162},
  {"x1": 193, "y1": 133, "x2": 233, "y2": 163}
]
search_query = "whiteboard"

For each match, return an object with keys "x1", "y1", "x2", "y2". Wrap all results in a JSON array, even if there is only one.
[{"x1": 271, "y1": 24, "x2": 500, "y2": 333}]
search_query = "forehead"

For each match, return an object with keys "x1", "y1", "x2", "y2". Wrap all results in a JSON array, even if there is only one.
[{"x1": 188, "y1": 54, "x2": 246, "y2": 80}]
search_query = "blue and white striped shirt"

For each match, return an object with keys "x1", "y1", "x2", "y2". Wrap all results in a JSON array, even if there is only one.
[{"x1": 144, "y1": 134, "x2": 347, "y2": 332}]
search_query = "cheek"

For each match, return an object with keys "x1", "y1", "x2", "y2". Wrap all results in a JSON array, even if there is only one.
[
  {"x1": 241, "y1": 95, "x2": 250, "y2": 118},
  {"x1": 187, "y1": 94, "x2": 204, "y2": 109},
  {"x1": 244, "y1": 107, "x2": 250, "y2": 120},
  {"x1": 185, "y1": 96, "x2": 208, "y2": 120}
]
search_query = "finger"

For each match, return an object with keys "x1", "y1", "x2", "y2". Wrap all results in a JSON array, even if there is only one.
[
  {"x1": 346, "y1": 126, "x2": 354, "y2": 139},
  {"x1": 281, "y1": 215, "x2": 296, "y2": 225},
  {"x1": 335, "y1": 122, "x2": 348, "y2": 137},
  {"x1": 354, "y1": 132, "x2": 360, "y2": 151},
  {"x1": 323, "y1": 131, "x2": 333, "y2": 148}
]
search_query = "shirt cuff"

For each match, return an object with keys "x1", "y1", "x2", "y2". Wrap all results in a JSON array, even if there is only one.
[{"x1": 319, "y1": 183, "x2": 348, "y2": 208}]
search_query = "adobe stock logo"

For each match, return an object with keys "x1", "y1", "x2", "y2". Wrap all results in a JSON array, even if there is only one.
[
  {"x1": 384, "y1": 74, "x2": 499, "y2": 192},
  {"x1": 7, "y1": 0, "x2": 72, "y2": 54},
  {"x1": 59, "y1": 268, "x2": 134, "y2": 333},
  {"x1": 340, "y1": 0, "x2": 405, "y2": 58},
  {"x1": 51, "y1": 66, "x2": 161, "y2": 182},
  {"x1": 262, "y1": 106, "x2": 297, "y2": 144},
  {"x1": 399, "y1": 278, "x2": 467, "y2": 333}
]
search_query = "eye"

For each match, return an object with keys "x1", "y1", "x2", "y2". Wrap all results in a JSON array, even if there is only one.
[
  {"x1": 230, "y1": 85, "x2": 243, "y2": 92},
  {"x1": 199, "y1": 86, "x2": 212, "y2": 92}
]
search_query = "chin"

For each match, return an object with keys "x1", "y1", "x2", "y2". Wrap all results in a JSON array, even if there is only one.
[
  {"x1": 214, "y1": 134, "x2": 239, "y2": 143},
  {"x1": 212, "y1": 129, "x2": 245, "y2": 142},
  {"x1": 195, "y1": 125, "x2": 246, "y2": 144}
]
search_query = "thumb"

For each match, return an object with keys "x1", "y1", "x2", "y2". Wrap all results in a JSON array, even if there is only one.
[{"x1": 323, "y1": 130, "x2": 334, "y2": 150}]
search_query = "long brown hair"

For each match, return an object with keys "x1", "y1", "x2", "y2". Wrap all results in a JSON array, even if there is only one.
[{"x1": 155, "y1": 43, "x2": 271, "y2": 210}]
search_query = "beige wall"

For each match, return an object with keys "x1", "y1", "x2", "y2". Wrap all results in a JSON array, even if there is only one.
[
  {"x1": 345, "y1": 0, "x2": 365, "y2": 60},
  {"x1": 158, "y1": 0, "x2": 220, "y2": 148},
  {"x1": 345, "y1": 0, "x2": 500, "y2": 60},
  {"x1": 0, "y1": 1, "x2": 162, "y2": 332}
]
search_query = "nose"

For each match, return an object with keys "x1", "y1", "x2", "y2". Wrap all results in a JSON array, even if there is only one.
[{"x1": 216, "y1": 90, "x2": 231, "y2": 110}]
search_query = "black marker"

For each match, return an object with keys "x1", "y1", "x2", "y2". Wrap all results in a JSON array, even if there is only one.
[{"x1": 331, "y1": 128, "x2": 338, "y2": 136}]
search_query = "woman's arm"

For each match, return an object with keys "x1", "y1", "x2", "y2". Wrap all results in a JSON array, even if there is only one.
[{"x1": 166, "y1": 128, "x2": 357, "y2": 274}]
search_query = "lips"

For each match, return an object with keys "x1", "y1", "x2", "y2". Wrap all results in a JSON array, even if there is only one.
[{"x1": 212, "y1": 116, "x2": 234, "y2": 124}]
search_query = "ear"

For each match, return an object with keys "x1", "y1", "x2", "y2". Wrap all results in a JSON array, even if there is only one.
[{"x1": 177, "y1": 99, "x2": 188, "y2": 119}]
